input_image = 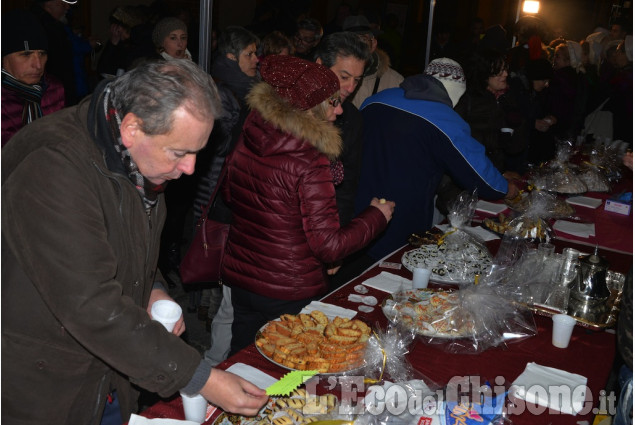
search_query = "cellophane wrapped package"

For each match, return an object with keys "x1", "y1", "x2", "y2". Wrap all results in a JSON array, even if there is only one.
[
  {"x1": 495, "y1": 248, "x2": 566, "y2": 312},
  {"x1": 333, "y1": 323, "x2": 444, "y2": 425},
  {"x1": 578, "y1": 164, "x2": 611, "y2": 192},
  {"x1": 498, "y1": 191, "x2": 555, "y2": 243},
  {"x1": 402, "y1": 191, "x2": 493, "y2": 285},
  {"x1": 533, "y1": 168, "x2": 587, "y2": 194},
  {"x1": 337, "y1": 324, "x2": 511, "y2": 425},
  {"x1": 530, "y1": 144, "x2": 588, "y2": 194},
  {"x1": 441, "y1": 191, "x2": 493, "y2": 282},
  {"x1": 505, "y1": 189, "x2": 575, "y2": 218},
  {"x1": 381, "y1": 283, "x2": 536, "y2": 355}
]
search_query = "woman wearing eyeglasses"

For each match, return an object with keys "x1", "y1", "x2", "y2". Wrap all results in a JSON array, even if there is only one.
[{"x1": 220, "y1": 55, "x2": 395, "y2": 354}]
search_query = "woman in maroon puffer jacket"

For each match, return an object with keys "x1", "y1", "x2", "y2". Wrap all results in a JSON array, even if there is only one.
[{"x1": 221, "y1": 55, "x2": 395, "y2": 353}]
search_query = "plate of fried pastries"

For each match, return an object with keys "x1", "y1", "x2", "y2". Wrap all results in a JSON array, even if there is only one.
[
  {"x1": 255, "y1": 310, "x2": 371, "y2": 374},
  {"x1": 212, "y1": 388, "x2": 338, "y2": 425}
]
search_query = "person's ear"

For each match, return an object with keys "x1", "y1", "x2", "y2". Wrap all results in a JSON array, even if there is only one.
[
  {"x1": 226, "y1": 52, "x2": 237, "y2": 61},
  {"x1": 120, "y1": 112, "x2": 143, "y2": 149},
  {"x1": 371, "y1": 37, "x2": 378, "y2": 51}
]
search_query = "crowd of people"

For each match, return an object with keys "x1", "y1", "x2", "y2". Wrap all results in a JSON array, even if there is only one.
[{"x1": 2, "y1": 2, "x2": 633, "y2": 425}]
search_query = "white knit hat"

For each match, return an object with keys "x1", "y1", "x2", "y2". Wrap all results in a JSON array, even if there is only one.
[
  {"x1": 585, "y1": 31, "x2": 607, "y2": 65},
  {"x1": 425, "y1": 58, "x2": 466, "y2": 107},
  {"x1": 566, "y1": 40, "x2": 583, "y2": 72}
]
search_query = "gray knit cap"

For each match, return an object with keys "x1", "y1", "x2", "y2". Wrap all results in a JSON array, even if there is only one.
[{"x1": 152, "y1": 17, "x2": 187, "y2": 49}]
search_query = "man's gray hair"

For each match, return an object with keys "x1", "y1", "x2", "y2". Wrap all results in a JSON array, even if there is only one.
[
  {"x1": 108, "y1": 60, "x2": 222, "y2": 135},
  {"x1": 313, "y1": 32, "x2": 370, "y2": 68}
]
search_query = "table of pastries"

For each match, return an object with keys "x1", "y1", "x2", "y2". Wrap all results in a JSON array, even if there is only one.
[
  {"x1": 136, "y1": 163, "x2": 632, "y2": 425},
  {"x1": 135, "y1": 237, "x2": 630, "y2": 425}
]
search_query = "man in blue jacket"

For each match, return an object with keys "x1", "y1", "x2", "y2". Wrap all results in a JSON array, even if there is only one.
[{"x1": 353, "y1": 57, "x2": 519, "y2": 265}]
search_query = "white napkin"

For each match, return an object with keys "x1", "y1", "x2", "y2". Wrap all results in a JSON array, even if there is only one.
[
  {"x1": 434, "y1": 224, "x2": 500, "y2": 242},
  {"x1": 475, "y1": 200, "x2": 508, "y2": 215},
  {"x1": 129, "y1": 414, "x2": 200, "y2": 425},
  {"x1": 361, "y1": 271, "x2": 412, "y2": 294},
  {"x1": 566, "y1": 196, "x2": 603, "y2": 209},
  {"x1": 511, "y1": 362, "x2": 588, "y2": 415},
  {"x1": 553, "y1": 220, "x2": 596, "y2": 238},
  {"x1": 300, "y1": 301, "x2": 357, "y2": 319},
  {"x1": 225, "y1": 363, "x2": 278, "y2": 389}
]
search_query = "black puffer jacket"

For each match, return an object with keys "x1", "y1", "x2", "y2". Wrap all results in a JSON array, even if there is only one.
[
  {"x1": 192, "y1": 55, "x2": 258, "y2": 224},
  {"x1": 455, "y1": 89, "x2": 507, "y2": 171}
]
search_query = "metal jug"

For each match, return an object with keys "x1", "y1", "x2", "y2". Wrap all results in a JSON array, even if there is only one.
[{"x1": 567, "y1": 248, "x2": 610, "y2": 322}]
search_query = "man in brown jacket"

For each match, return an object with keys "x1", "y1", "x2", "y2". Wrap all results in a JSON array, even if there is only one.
[{"x1": 1, "y1": 60, "x2": 267, "y2": 424}]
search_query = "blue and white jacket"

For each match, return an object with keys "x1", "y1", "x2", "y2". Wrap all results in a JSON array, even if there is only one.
[{"x1": 355, "y1": 74, "x2": 508, "y2": 260}]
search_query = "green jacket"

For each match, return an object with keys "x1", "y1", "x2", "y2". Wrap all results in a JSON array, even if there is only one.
[{"x1": 1, "y1": 95, "x2": 201, "y2": 424}]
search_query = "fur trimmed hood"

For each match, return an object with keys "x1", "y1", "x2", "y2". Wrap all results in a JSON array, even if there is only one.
[{"x1": 246, "y1": 82, "x2": 342, "y2": 160}]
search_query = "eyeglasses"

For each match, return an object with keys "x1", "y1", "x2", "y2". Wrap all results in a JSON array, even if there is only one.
[
  {"x1": 295, "y1": 34, "x2": 318, "y2": 45},
  {"x1": 328, "y1": 97, "x2": 341, "y2": 108},
  {"x1": 357, "y1": 33, "x2": 375, "y2": 45}
]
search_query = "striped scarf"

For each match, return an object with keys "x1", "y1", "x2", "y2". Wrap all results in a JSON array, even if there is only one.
[
  {"x1": 1, "y1": 69, "x2": 45, "y2": 127},
  {"x1": 102, "y1": 86, "x2": 165, "y2": 211}
]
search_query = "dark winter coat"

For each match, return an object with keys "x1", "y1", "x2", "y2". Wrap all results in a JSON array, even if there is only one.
[
  {"x1": 2, "y1": 91, "x2": 201, "y2": 424},
  {"x1": 356, "y1": 75, "x2": 508, "y2": 260},
  {"x1": 455, "y1": 88, "x2": 507, "y2": 171}
]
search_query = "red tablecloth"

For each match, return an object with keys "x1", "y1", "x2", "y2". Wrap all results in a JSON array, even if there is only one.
[
  {"x1": 474, "y1": 171, "x2": 633, "y2": 255},
  {"x1": 137, "y1": 243, "x2": 625, "y2": 425}
]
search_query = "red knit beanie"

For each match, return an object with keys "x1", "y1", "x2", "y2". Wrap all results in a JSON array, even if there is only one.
[{"x1": 259, "y1": 55, "x2": 339, "y2": 110}]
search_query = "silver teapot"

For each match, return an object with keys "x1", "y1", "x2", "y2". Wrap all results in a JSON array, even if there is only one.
[{"x1": 567, "y1": 247, "x2": 610, "y2": 322}]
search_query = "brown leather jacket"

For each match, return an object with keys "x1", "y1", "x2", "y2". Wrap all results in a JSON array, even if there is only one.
[{"x1": 1, "y1": 94, "x2": 201, "y2": 424}]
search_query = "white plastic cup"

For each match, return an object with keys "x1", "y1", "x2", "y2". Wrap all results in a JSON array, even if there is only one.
[
  {"x1": 551, "y1": 314, "x2": 577, "y2": 348},
  {"x1": 180, "y1": 392, "x2": 208, "y2": 423},
  {"x1": 151, "y1": 300, "x2": 182, "y2": 332},
  {"x1": 412, "y1": 266, "x2": 432, "y2": 289}
]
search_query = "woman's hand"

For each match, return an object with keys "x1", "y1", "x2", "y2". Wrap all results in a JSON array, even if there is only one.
[{"x1": 370, "y1": 197, "x2": 395, "y2": 223}]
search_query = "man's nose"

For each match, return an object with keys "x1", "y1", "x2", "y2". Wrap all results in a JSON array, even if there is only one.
[
  {"x1": 342, "y1": 81, "x2": 356, "y2": 95},
  {"x1": 178, "y1": 155, "x2": 196, "y2": 175},
  {"x1": 31, "y1": 55, "x2": 44, "y2": 70}
]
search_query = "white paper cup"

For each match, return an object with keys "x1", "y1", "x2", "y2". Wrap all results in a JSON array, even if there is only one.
[
  {"x1": 552, "y1": 314, "x2": 576, "y2": 348},
  {"x1": 180, "y1": 392, "x2": 208, "y2": 423},
  {"x1": 412, "y1": 267, "x2": 432, "y2": 289},
  {"x1": 151, "y1": 300, "x2": 182, "y2": 332}
]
